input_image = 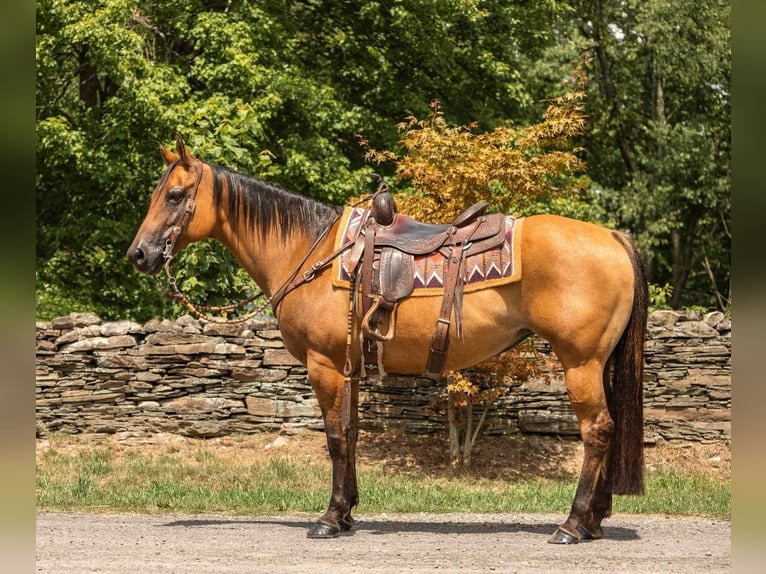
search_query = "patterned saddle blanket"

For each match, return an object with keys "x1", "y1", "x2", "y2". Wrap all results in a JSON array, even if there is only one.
[{"x1": 332, "y1": 206, "x2": 523, "y2": 295}]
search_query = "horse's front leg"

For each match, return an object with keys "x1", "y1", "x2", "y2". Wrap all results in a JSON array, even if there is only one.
[{"x1": 306, "y1": 358, "x2": 360, "y2": 539}]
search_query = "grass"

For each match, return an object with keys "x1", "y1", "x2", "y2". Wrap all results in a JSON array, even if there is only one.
[{"x1": 36, "y1": 434, "x2": 730, "y2": 520}]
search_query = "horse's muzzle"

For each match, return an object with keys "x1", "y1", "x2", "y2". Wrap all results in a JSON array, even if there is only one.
[{"x1": 126, "y1": 241, "x2": 163, "y2": 275}]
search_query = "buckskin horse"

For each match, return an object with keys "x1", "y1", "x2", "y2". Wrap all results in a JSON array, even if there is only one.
[{"x1": 127, "y1": 135, "x2": 647, "y2": 544}]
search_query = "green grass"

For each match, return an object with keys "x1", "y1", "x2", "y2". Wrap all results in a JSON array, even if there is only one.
[
  {"x1": 36, "y1": 440, "x2": 730, "y2": 519},
  {"x1": 614, "y1": 470, "x2": 731, "y2": 518}
]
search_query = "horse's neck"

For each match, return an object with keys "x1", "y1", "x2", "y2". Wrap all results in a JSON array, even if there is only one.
[{"x1": 215, "y1": 223, "x2": 320, "y2": 299}]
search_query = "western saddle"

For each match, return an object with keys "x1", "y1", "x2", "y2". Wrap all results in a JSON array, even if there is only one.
[{"x1": 350, "y1": 182, "x2": 506, "y2": 378}]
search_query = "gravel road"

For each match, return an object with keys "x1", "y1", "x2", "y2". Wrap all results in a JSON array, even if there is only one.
[{"x1": 36, "y1": 511, "x2": 729, "y2": 573}]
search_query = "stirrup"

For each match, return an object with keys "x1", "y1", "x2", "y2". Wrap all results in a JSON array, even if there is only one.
[{"x1": 361, "y1": 295, "x2": 397, "y2": 342}]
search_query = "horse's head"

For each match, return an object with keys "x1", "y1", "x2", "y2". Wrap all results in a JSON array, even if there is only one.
[{"x1": 127, "y1": 135, "x2": 215, "y2": 275}]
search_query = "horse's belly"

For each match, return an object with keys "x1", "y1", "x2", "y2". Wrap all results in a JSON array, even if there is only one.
[{"x1": 381, "y1": 283, "x2": 526, "y2": 374}]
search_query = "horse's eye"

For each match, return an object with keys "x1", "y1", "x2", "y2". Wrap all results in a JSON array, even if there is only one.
[{"x1": 166, "y1": 188, "x2": 185, "y2": 205}]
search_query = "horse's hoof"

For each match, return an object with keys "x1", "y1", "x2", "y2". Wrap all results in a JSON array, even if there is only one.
[
  {"x1": 577, "y1": 524, "x2": 603, "y2": 541},
  {"x1": 307, "y1": 521, "x2": 341, "y2": 539},
  {"x1": 548, "y1": 526, "x2": 581, "y2": 545},
  {"x1": 339, "y1": 515, "x2": 356, "y2": 532}
]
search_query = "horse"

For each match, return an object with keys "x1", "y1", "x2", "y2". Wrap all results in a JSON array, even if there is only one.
[{"x1": 127, "y1": 135, "x2": 648, "y2": 544}]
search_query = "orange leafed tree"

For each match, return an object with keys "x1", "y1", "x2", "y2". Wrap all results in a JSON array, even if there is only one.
[
  {"x1": 362, "y1": 68, "x2": 589, "y2": 466},
  {"x1": 365, "y1": 68, "x2": 588, "y2": 223}
]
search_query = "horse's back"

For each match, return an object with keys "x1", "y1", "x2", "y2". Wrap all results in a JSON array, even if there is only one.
[
  {"x1": 369, "y1": 214, "x2": 637, "y2": 374},
  {"x1": 520, "y1": 214, "x2": 633, "y2": 269}
]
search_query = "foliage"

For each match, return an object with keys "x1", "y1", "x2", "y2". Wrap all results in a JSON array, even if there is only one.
[
  {"x1": 365, "y1": 75, "x2": 587, "y2": 465},
  {"x1": 36, "y1": 0, "x2": 728, "y2": 319},
  {"x1": 564, "y1": 0, "x2": 731, "y2": 310},
  {"x1": 648, "y1": 282, "x2": 674, "y2": 311},
  {"x1": 442, "y1": 341, "x2": 556, "y2": 466},
  {"x1": 363, "y1": 68, "x2": 590, "y2": 223},
  {"x1": 36, "y1": 0, "x2": 560, "y2": 321}
]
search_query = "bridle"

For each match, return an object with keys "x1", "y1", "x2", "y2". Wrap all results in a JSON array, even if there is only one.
[
  {"x1": 156, "y1": 159, "x2": 367, "y2": 324},
  {"x1": 157, "y1": 159, "x2": 276, "y2": 323},
  {"x1": 161, "y1": 160, "x2": 202, "y2": 264}
]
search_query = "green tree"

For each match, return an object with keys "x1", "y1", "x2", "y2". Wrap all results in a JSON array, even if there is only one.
[
  {"x1": 36, "y1": 0, "x2": 177, "y2": 320},
  {"x1": 37, "y1": 0, "x2": 729, "y2": 319},
  {"x1": 568, "y1": 0, "x2": 731, "y2": 310},
  {"x1": 36, "y1": 0, "x2": 560, "y2": 321}
]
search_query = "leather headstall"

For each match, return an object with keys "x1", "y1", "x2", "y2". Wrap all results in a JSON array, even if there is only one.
[{"x1": 162, "y1": 161, "x2": 203, "y2": 265}]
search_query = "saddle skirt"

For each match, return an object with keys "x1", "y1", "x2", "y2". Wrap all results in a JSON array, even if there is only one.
[{"x1": 332, "y1": 206, "x2": 523, "y2": 295}]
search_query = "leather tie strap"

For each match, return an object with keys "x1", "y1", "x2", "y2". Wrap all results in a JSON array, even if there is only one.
[
  {"x1": 425, "y1": 219, "x2": 481, "y2": 377},
  {"x1": 426, "y1": 242, "x2": 463, "y2": 376}
]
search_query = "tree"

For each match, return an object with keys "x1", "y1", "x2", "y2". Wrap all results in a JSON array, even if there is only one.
[
  {"x1": 36, "y1": 0, "x2": 560, "y2": 321},
  {"x1": 36, "y1": 0, "x2": 177, "y2": 320},
  {"x1": 363, "y1": 67, "x2": 590, "y2": 222},
  {"x1": 364, "y1": 73, "x2": 587, "y2": 465},
  {"x1": 443, "y1": 342, "x2": 555, "y2": 467},
  {"x1": 37, "y1": 0, "x2": 729, "y2": 318},
  {"x1": 567, "y1": 0, "x2": 731, "y2": 310}
]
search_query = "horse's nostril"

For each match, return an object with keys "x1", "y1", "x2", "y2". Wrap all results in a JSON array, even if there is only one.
[{"x1": 128, "y1": 246, "x2": 146, "y2": 265}]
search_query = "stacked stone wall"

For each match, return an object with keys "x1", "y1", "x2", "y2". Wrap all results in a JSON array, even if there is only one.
[{"x1": 36, "y1": 310, "x2": 730, "y2": 442}]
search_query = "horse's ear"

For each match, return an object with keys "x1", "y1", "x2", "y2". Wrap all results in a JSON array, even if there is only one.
[
  {"x1": 159, "y1": 142, "x2": 179, "y2": 166},
  {"x1": 174, "y1": 133, "x2": 197, "y2": 167}
]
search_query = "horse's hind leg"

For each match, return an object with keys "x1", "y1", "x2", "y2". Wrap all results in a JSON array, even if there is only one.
[
  {"x1": 549, "y1": 361, "x2": 615, "y2": 544},
  {"x1": 306, "y1": 358, "x2": 360, "y2": 539},
  {"x1": 581, "y1": 361, "x2": 618, "y2": 539}
]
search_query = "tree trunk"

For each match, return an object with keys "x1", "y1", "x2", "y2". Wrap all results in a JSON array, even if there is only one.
[
  {"x1": 77, "y1": 45, "x2": 99, "y2": 109},
  {"x1": 585, "y1": 0, "x2": 638, "y2": 176},
  {"x1": 670, "y1": 206, "x2": 701, "y2": 309},
  {"x1": 462, "y1": 402, "x2": 473, "y2": 467},
  {"x1": 447, "y1": 394, "x2": 461, "y2": 466}
]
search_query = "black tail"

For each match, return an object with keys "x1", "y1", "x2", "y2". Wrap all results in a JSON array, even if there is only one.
[{"x1": 607, "y1": 232, "x2": 648, "y2": 495}]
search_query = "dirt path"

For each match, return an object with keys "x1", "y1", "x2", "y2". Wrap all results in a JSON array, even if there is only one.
[{"x1": 36, "y1": 511, "x2": 729, "y2": 573}]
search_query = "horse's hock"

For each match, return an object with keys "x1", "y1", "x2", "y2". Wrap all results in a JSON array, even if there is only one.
[{"x1": 35, "y1": 309, "x2": 731, "y2": 443}]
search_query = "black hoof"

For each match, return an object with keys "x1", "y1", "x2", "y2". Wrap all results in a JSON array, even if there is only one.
[
  {"x1": 577, "y1": 524, "x2": 603, "y2": 541},
  {"x1": 339, "y1": 515, "x2": 356, "y2": 532},
  {"x1": 307, "y1": 521, "x2": 341, "y2": 539},
  {"x1": 548, "y1": 526, "x2": 581, "y2": 545}
]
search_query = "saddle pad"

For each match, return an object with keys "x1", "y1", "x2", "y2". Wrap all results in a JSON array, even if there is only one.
[{"x1": 332, "y1": 207, "x2": 522, "y2": 295}]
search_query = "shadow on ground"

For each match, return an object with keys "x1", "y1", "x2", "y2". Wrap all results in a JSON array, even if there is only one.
[{"x1": 160, "y1": 516, "x2": 640, "y2": 541}]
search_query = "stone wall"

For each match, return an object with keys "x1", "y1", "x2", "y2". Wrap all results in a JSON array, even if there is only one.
[{"x1": 35, "y1": 309, "x2": 730, "y2": 443}]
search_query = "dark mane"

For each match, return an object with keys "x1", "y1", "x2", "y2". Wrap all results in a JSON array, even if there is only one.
[{"x1": 208, "y1": 163, "x2": 342, "y2": 239}]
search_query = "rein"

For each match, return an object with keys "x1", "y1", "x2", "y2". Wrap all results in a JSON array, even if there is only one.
[{"x1": 158, "y1": 162, "x2": 376, "y2": 324}]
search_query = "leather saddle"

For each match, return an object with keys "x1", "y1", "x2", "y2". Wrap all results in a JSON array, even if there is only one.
[{"x1": 352, "y1": 189, "x2": 506, "y2": 377}]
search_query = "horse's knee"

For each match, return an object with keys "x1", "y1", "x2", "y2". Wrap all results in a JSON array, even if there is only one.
[
  {"x1": 324, "y1": 427, "x2": 346, "y2": 456},
  {"x1": 324, "y1": 415, "x2": 357, "y2": 450}
]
